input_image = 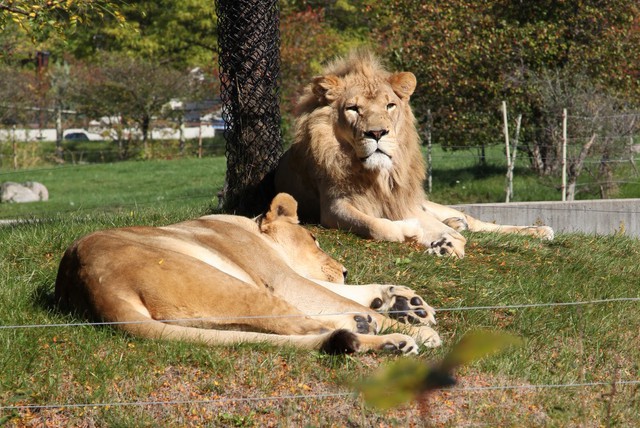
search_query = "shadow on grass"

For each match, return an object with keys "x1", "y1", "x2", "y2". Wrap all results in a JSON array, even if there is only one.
[
  {"x1": 31, "y1": 282, "x2": 58, "y2": 315},
  {"x1": 428, "y1": 164, "x2": 511, "y2": 188}
]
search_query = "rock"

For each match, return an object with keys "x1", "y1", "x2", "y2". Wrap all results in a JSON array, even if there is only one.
[{"x1": 0, "y1": 181, "x2": 49, "y2": 203}]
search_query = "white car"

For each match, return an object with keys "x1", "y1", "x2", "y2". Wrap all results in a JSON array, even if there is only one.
[{"x1": 63, "y1": 129, "x2": 103, "y2": 141}]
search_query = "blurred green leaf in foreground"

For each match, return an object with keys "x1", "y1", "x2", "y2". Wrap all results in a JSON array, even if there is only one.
[{"x1": 358, "y1": 330, "x2": 522, "y2": 410}]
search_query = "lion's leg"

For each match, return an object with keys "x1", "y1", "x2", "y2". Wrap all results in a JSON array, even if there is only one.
[
  {"x1": 266, "y1": 273, "x2": 387, "y2": 335},
  {"x1": 354, "y1": 332, "x2": 420, "y2": 354},
  {"x1": 93, "y1": 295, "x2": 427, "y2": 354},
  {"x1": 410, "y1": 208, "x2": 467, "y2": 258},
  {"x1": 110, "y1": 301, "x2": 365, "y2": 353},
  {"x1": 271, "y1": 275, "x2": 441, "y2": 348},
  {"x1": 322, "y1": 198, "x2": 424, "y2": 243},
  {"x1": 421, "y1": 200, "x2": 554, "y2": 240},
  {"x1": 130, "y1": 314, "x2": 423, "y2": 354},
  {"x1": 311, "y1": 280, "x2": 437, "y2": 326}
]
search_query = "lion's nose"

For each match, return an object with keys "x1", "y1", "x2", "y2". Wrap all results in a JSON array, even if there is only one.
[{"x1": 364, "y1": 129, "x2": 389, "y2": 141}]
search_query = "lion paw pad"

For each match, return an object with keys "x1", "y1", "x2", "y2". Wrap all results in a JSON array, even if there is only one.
[
  {"x1": 353, "y1": 314, "x2": 375, "y2": 334},
  {"x1": 389, "y1": 296, "x2": 430, "y2": 324}
]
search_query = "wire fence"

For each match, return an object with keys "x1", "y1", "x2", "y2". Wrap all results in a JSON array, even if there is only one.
[
  {"x1": 2, "y1": 136, "x2": 637, "y2": 166},
  {"x1": 1, "y1": 140, "x2": 638, "y2": 207},
  {"x1": 3, "y1": 298, "x2": 640, "y2": 331},
  {"x1": 4, "y1": 381, "x2": 640, "y2": 413},
  {"x1": 1, "y1": 298, "x2": 639, "y2": 414}
]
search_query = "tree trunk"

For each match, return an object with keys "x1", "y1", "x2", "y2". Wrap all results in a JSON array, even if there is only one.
[
  {"x1": 142, "y1": 114, "x2": 151, "y2": 158},
  {"x1": 216, "y1": 0, "x2": 282, "y2": 216},
  {"x1": 55, "y1": 101, "x2": 64, "y2": 161},
  {"x1": 565, "y1": 133, "x2": 596, "y2": 201}
]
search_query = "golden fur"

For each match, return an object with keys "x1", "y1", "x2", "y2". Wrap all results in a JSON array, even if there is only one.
[
  {"x1": 55, "y1": 193, "x2": 440, "y2": 354},
  {"x1": 275, "y1": 51, "x2": 554, "y2": 257}
]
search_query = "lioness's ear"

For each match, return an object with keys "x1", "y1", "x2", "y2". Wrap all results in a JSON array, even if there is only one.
[
  {"x1": 389, "y1": 72, "x2": 417, "y2": 100},
  {"x1": 312, "y1": 75, "x2": 344, "y2": 102},
  {"x1": 262, "y1": 193, "x2": 299, "y2": 228}
]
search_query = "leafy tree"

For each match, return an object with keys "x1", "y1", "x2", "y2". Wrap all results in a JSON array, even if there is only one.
[
  {"x1": 66, "y1": 0, "x2": 217, "y2": 69},
  {"x1": 279, "y1": 1, "x2": 371, "y2": 143},
  {"x1": 69, "y1": 53, "x2": 198, "y2": 158},
  {"x1": 0, "y1": 64, "x2": 34, "y2": 126},
  {"x1": 365, "y1": 0, "x2": 640, "y2": 166},
  {"x1": 280, "y1": 8, "x2": 346, "y2": 115},
  {"x1": 0, "y1": 0, "x2": 124, "y2": 44}
]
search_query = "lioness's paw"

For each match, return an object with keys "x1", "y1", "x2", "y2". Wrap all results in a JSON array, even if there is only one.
[
  {"x1": 379, "y1": 333, "x2": 419, "y2": 355},
  {"x1": 413, "y1": 325, "x2": 442, "y2": 348},
  {"x1": 424, "y1": 233, "x2": 466, "y2": 258},
  {"x1": 370, "y1": 285, "x2": 437, "y2": 326},
  {"x1": 352, "y1": 314, "x2": 377, "y2": 334}
]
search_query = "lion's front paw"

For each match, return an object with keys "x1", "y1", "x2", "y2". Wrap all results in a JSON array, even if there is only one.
[
  {"x1": 370, "y1": 285, "x2": 437, "y2": 326},
  {"x1": 355, "y1": 332, "x2": 419, "y2": 354},
  {"x1": 525, "y1": 225, "x2": 554, "y2": 241},
  {"x1": 443, "y1": 216, "x2": 469, "y2": 232}
]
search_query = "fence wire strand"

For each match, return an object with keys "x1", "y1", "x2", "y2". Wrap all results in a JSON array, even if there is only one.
[
  {"x1": 2, "y1": 381, "x2": 639, "y2": 413},
  {"x1": 2, "y1": 297, "x2": 639, "y2": 331}
]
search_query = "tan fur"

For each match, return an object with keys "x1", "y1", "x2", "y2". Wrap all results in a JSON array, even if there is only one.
[
  {"x1": 55, "y1": 193, "x2": 440, "y2": 354},
  {"x1": 275, "y1": 51, "x2": 554, "y2": 257}
]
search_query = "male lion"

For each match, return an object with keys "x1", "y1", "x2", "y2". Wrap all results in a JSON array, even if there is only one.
[
  {"x1": 275, "y1": 51, "x2": 554, "y2": 257},
  {"x1": 55, "y1": 193, "x2": 440, "y2": 354}
]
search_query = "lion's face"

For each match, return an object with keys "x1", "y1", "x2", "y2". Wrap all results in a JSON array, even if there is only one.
[
  {"x1": 260, "y1": 193, "x2": 348, "y2": 283},
  {"x1": 313, "y1": 70, "x2": 417, "y2": 172}
]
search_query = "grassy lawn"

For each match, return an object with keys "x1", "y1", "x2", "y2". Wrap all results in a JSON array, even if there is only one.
[
  {"x1": 0, "y1": 157, "x2": 225, "y2": 220},
  {"x1": 1, "y1": 153, "x2": 639, "y2": 426}
]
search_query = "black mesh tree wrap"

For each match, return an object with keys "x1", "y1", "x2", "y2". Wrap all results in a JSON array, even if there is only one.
[{"x1": 216, "y1": 0, "x2": 282, "y2": 215}]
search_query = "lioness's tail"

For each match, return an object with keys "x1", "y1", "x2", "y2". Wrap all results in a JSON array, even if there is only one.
[{"x1": 117, "y1": 314, "x2": 360, "y2": 354}]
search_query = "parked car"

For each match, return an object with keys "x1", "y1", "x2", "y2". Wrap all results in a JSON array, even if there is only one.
[{"x1": 63, "y1": 129, "x2": 103, "y2": 141}]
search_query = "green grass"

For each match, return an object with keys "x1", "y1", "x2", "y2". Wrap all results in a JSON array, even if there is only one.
[
  {"x1": 426, "y1": 145, "x2": 640, "y2": 203},
  {"x1": 0, "y1": 157, "x2": 225, "y2": 220},
  {"x1": 1, "y1": 154, "x2": 639, "y2": 426},
  {"x1": 0, "y1": 136, "x2": 227, "y2": 170}
]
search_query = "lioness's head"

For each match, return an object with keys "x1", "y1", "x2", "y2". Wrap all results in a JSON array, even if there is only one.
[
  {"x1": 259, "y1": 193, "x2": 347, "y2": 283},
  {"x1": 310, "y1": 50, "x2": 417, "y2": 171}
]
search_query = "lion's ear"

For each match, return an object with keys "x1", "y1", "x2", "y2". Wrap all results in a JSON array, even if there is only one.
[
  {"x1": 312, "y1": 75, "x2": 344, "y2": 102},
  {"x1": 262, "y1": 193, "x2": 299, "y2": 229},
  {"x1": 389, "y1": 72, "x2": 417, "y2": 100}
]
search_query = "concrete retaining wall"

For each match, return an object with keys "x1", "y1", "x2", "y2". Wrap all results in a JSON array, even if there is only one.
[{"x1": 450, "y1": 199, "x2": 640, "y2": 238}]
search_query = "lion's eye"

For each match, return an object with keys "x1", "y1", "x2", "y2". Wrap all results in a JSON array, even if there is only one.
[
  {"x1": 387, "y1": 103, "x2": 397, "y2": 111},
  {"x1": 346, "y1": 105, "x2": 359, "y2": 114}
]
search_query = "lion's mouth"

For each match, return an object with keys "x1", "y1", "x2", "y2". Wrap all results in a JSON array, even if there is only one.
[{"x1": 360, "y1": 149, "x2": 391, "y2": 162}]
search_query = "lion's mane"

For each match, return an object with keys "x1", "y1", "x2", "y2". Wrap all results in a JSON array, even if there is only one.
[{"x1": 282, "y1": 50, "x2": 426, "y2": 222}]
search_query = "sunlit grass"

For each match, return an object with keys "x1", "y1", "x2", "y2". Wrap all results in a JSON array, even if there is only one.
[{"x1": 1, "y1": 154, "x2": 639, "y2": 425}]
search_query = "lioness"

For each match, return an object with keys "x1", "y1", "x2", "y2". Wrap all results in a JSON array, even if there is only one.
[
  {"x1": 55, "y1": 193, "x2": 440, "y2": 354},
  {"x1": 275, "y1": 50, "x2": 554, "y2": 258}
]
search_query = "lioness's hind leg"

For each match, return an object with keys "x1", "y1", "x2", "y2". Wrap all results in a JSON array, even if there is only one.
[{"x1": 313, "y1": 313, "x2": 377, "y2": 335}]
